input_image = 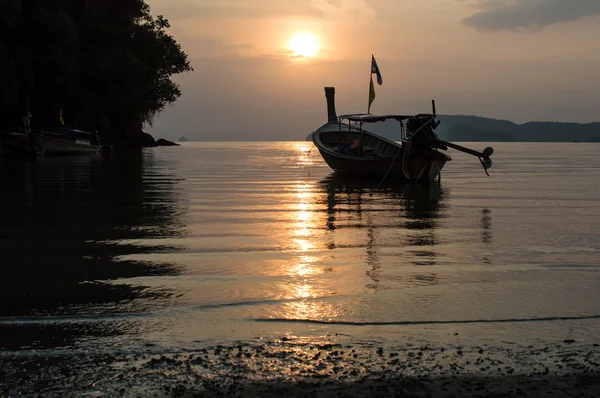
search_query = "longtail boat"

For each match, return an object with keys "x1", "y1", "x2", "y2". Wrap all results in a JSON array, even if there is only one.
[{"x1": 310, "y1": 87, "x2": 493, "y2": 182}]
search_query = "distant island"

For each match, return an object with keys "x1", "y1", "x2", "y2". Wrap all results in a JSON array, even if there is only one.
[
  {"x1": 435, "y1": 115, "x2": 600, "y2": 142},
  {"x1": 179, "y1": 137, "x2": 189, "y2": 142}
]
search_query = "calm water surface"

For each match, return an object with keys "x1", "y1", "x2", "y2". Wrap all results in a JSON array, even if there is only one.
[{"x1": 1, "y1": 142, "x2": 600, "y2": 356}]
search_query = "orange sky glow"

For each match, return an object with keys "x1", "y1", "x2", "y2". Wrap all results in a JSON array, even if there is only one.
[{"x1": 144, "y1": 0, "x2": 600, "y2": 141}]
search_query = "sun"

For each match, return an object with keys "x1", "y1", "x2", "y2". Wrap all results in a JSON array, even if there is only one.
[{"x1": 288, "y1": 32, "x2": 320, "y2": 57}]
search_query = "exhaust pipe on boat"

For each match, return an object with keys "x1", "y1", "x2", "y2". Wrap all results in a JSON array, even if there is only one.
[
  {"x1": 324, "y1": 87, "x2": 337, "y2": 123},
  {"x1": 431, "y1": 100, "x2": 441, "y2": 129}
]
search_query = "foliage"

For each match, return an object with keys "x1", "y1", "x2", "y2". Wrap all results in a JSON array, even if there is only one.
[{"x1": 0, "y1": 0, "x2": 192, "y2": 143}]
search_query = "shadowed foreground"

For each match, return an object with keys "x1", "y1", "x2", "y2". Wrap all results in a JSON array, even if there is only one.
[
  {"x1": 2, "y1": 339, "x2": 600, "y2": 397},
  {"x1": 200, "y1": 375, "x2": 600, "y2": 397}
]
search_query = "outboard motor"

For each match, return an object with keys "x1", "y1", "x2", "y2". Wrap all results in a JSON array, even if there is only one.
[{"x1": 406, "y1": 115, "x2": 439, "y2": 150}]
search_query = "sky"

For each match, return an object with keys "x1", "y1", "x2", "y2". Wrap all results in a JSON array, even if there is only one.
[{"x1": 144, "y1": 0, "x2": 600, "y2": 141}]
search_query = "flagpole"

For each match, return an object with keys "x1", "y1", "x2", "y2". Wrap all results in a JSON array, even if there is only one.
[
  {"x1": 26, "y1": 96, "x2": 30, "y2": 134},
  {"x1": 368, "y1": 55, "x2": 372, "y2": 113},
  {"x1": 368, "y1": 76, "x2": 373, "y2": 114}
]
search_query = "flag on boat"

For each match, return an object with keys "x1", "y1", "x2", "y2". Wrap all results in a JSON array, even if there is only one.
[
  {"x1": 60, "y1": 110, "x2": 65, "y2": 126},
  {"x1": 368, "y1": 75, "x2": 376, "y2": 113},
  {"x1": 371, "y1": 55, "x2": 382, "y2": 85},
  {"x1": 368, "y1": 55, "x2": 381, "y2": 113}
]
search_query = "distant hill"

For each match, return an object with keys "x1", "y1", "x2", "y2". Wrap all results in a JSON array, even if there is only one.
[
  {"x1": 435, "y1": 115, "x2": 600, "y2": 142},
  {"x1": 304, "y1": 115, "x2": 600, "y2": 143},
  {"x1": 446, "y1": 124, "x2": 518, "y2": 142}
]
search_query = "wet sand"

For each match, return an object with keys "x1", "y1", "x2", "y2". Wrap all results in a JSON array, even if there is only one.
[{"x1": 2, "y1": 339, "x2": 600, "y2": 397}]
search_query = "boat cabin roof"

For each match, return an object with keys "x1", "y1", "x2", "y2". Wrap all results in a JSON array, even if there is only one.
[
  {"x1": 41, "y1": 127, "x2": 93, "y2": 135},
  {"x1": 339, "y1": 113, "x2": 434, "y2": 123}
]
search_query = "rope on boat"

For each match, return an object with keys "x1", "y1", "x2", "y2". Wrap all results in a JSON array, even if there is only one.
[
  {"x1": 402, "y1": 140, "x2": 443, "y2": 183},
  {"x1": 406, "y1": 116, "x2": 437, "y2": 140},
  {"x1": 413, "y1": 163, "x2": 430, "y2": 183},
  {"x1": 431, "y1": 162, "x2": 441, "y2": 183},
  {"x1": 307, "y1": 132, "x2": 316, "y2": 155},
  {"x1": 401, "y1": 139, "x2": 412, "y2": 181},
  {"x1": 375, "y1": 138, "x2": 415, "y2": 189},
  {"x1": 376, "y1": 155, "x2": 397, "y2": 190},
  {"x1": 373, "y1": 131, "x2": 448, "y2": 188}
]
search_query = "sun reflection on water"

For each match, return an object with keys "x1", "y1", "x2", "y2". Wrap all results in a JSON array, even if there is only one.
[
  {"x1": 269, "y1": 167, "x2": 456, "y2": 324},
  {"x1": 293, "y1": 255, "x2": 318, "y2": 277},
  {"x1": 278, "y1": 180, "x2": 337, "y2": 320},
  {"x1": 292, "y1": 185, "x2": 316, "y2": 249}
]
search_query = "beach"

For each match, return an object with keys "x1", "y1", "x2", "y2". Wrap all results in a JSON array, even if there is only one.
[{"x1": 2, "y1": 337, "x2": 600, "y2": 396}]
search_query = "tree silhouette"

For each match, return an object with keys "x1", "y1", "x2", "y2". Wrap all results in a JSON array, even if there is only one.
[{"x1": 0, "y1": 0, "x2": 192, "y2": 145}]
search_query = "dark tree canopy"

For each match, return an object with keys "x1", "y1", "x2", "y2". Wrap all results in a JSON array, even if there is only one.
[{"x1": 0, "y1": 0, "x2": 192, "y2": 145}]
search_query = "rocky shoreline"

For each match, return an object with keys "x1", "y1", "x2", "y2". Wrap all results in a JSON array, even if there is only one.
[
  {"x1": 116, "y1": 132, "x2": 179, "y2": 148},
  {"x1": 2, "y1": 339, "x2": 599, "y2": 397}
]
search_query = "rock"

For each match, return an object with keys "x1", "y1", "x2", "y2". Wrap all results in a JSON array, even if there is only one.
[
  {"x1": 156, "y1": 138, "x2": 180, "y2": 146},
  {"x1": 140, "y1": 132, "x2": 158, "y2": 147},
  {"x1": 113, "y1": 131, "x2": 157, "y2": 148}
]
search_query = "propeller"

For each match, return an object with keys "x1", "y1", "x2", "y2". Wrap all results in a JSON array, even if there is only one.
[
  {"x1": 438, "y1": 141, "x2": 494, "y2": 176},
  {"x1": 431, "y1": 100, "x2": 493, "y2": 176}
]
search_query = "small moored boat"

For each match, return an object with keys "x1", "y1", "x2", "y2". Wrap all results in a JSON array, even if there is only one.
[{"x1": 35, "y1": 127, "x2": 102, "y2": 155}]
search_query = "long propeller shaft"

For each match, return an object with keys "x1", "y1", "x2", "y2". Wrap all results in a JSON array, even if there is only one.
[
  {"x1": 437, "y1": 140, "x2": 493, "y2": 159},
  {"x1": 435, "y1": 140, "x2": 493, "y2": 176}
]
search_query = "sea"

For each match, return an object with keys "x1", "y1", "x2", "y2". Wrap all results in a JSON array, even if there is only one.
[{"x1": 1, "y1": 142, "x2": 600, "y2": 395}]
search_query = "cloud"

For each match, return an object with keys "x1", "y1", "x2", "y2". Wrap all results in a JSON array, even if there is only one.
[
  {"x1": 148, "y1": 0, "x2": 320, "y2": 21},
  {"x1": 462, "y1": 0, "x2": 600, "y2": 31},
  {"x1": 149, "y1": 0, "x2": 377, "y2": 23},
  {"x1": 169, "y1": 34, "x2": 256, "y2": 59},
  {"x1": 308, "y1": 0, "x2": 376, "y2": 22}
]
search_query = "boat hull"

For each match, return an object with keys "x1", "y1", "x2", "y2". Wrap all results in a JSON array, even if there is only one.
[
  {"x1": 312, "y1": 123, "x2": 451, "y2": 182},
  {"x1": 36, "y1": 137, "x2": 101, "y2": 155}
]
